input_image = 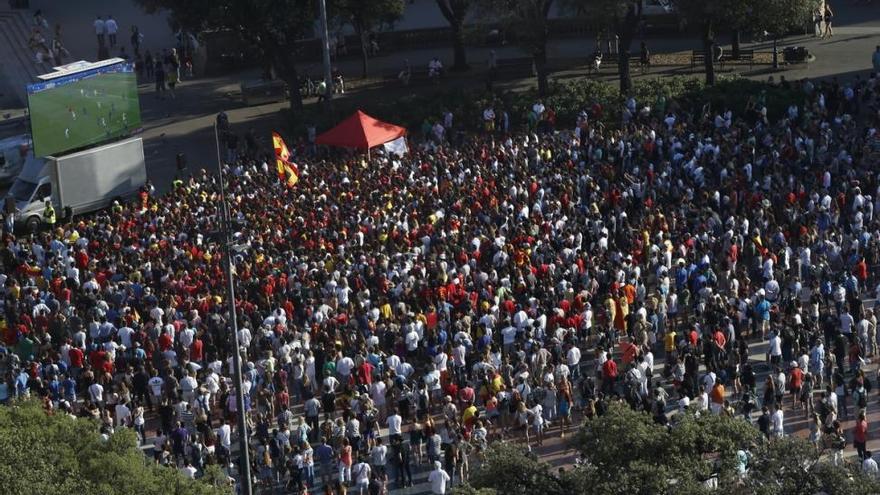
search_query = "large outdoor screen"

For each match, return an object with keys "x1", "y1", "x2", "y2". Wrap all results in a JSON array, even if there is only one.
[{"x1": 27, "y1": 62, "x2": 142, "y2": 157}]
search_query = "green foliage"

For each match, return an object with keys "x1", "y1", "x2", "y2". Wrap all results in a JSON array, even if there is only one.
[
  {"x1": 474, "y1": 0, "x2": 555, "y2": 93},
  {"x1": 751, "y1": 0, "x2": 820, "y2": 36},
  {"x1": 745, "y1": 437, "x2": 880, "y2": 495},
  {"x1": 135, "y1": 0, "x2": 317, "y2": 107},
  {"x1": 0, "y1": 400, "x2": 230, "y2": 495},
  {"x1": 133, "y1": 0, "x2": 215, "y2": 32},
  {"x1": 466, "y1": 403, "x2": 880, "y2": 495},
  {"x1": 289, "y1": 75, "x2": 804, "y2": 137},
  {"x1": 458, "y1": 443, "x2": 568, "y2": 495},
  {"x1": 570, "y1": 403, "x2": 759, "y2": 492},
  {"x1": 332, "y1": 0, "x2": 405, "y2": 76}
]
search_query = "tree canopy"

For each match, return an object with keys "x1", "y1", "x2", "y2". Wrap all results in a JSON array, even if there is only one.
[
  {"x1": 475, "y1": 0, "x2": 555, "y2": 95},
  {"x1": 457, "y1": 402, "x2": 880, "y2": 495},
  {"x1": 332, "y1": 0, "x2": 405, "y2": 77},
  {"x1": 135, "y1": 0, "x2": 318, "y2": 108},
  {"x1": 0, "y1": 400, "x2": 230, "y2": 495}
]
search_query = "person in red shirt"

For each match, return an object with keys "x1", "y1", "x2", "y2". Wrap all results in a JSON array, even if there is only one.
[
  {"x1": 158, "y1": 331, "x2": 173, "y2": 352},
  {"x1": 788, "y1": 364, "x2": 804, "y2": 409},
  {"x1": 602, "y1": 357, "x2": 618, "y2": 395},
  {"x1": 69, "y1": 346, "x2": 84, "y2": 371},
  {"x1": 854, "y1": 257, "x2": 869, "y2": 292},
  {"x1": 853, "y1": 411, "x2": 869, "y2": 460},
  {"x1": 357, "y1": 360, "x2": 374, "y2": 386},
  {"x1": 190, "y1": 337, "x2": 203, "y2": 363}
]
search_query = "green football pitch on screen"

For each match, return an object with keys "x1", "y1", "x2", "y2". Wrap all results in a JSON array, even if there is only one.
[{"x1": 27, "y1": 66, "x2": 142, "y2": 157}]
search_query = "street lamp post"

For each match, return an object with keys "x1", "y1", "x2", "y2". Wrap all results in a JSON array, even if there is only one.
[
  {"x1": 318, "y1": 0, "x2": 333, "y2": 104},
  {"x1": 213, "y1": 119, "x2": 253, "y2": 495}
]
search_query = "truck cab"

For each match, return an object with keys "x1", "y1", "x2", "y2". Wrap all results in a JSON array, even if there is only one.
[{"x1": 8, "y1": 156, "x2": 51, "y2": 231}]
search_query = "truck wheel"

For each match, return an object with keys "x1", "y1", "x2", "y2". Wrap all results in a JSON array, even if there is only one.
[{"x1": 25, "y1": 216, "x2": 41, "y2": 232}]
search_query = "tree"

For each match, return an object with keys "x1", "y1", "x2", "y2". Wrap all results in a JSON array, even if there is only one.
[
  {"x1": 676, "y1": 0, "x2": 818, "y2": 83},
  {"x1": 562, "y1": 0, "x2": 643, "y2": 93},
  {"x1": 436, "y1": 0, "x2": 475, "y2": 71},
  {"x1": 476, "y1": 0, "x2": 554, "y2": 96},
  {"x1": 334, "y1": 0, "x2": 405, "y2": 78},
  {"x1": 674, "y1": 0, "x2": 733, "y2": 86},
  {"x1": 455, "y1": 442, "x2": 573, "y2": 495},
  {"x1": 745, "y1": 437, "x2": 880, "y2": 495},
  {"x1": 0, "y1": 400, "x2": 230, "y2": 495},
  {"x1": 467, "y1": 402, "x2": 880, "y2": 495},
  {"x1": 750, "y1": 0, "x2": 818, "y2": 69},
  {"x1": 135, "y1": 0, "x2": 317, "y2": 110}
]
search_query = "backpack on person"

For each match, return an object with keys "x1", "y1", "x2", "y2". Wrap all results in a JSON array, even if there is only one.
[{"x1": 858, "y1": 388, "x2": 868, "y2": 409}]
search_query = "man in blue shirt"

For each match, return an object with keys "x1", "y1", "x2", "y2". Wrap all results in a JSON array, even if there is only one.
[
  {"x1": 755, "y1": 292, "x2": 771, "y2": 339},
  {"x1": 314, "y1": 439, "x2": 335, "y2": 487}
]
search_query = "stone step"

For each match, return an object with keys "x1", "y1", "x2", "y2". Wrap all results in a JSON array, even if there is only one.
[{"x1": 0, "y1": 9, "x2": 55, "y2": 106}]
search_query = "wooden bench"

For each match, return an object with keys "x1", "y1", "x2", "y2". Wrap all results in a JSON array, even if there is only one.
[
  {"x1": 721, "y1": 49, "x2": 755, "y2": 70},
  {"x1": 589, "y1": 54, "x2": 651, "y2": 74},
  {"x1": 691, "y1": 49, "x2": 707, "y2": 70}
]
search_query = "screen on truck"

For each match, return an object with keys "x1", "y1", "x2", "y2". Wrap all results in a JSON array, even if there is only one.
[{"x1": 26, "y1": 62, "x2": 142, "y2": 158}]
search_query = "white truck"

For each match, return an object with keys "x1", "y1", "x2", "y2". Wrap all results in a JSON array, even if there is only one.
[{"x1": 8, "y1": 137, "x2": 147, "y2": 231}]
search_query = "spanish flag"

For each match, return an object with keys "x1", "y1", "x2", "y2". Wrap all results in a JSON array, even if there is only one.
[{"x1": 272, "y1": 131, "x2": 298, "y2": 188}]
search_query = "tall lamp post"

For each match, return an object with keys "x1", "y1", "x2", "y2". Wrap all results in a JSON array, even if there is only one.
[
  {"x1": 213, "y1": 118, "x2": 252, "y2": 495},
  {"x1": 318, "y1": 0, "x2": 333, "y2": 105}
]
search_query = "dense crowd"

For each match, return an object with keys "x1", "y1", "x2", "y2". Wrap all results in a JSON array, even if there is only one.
[{"x1": 2, "y1": 70, "x2": 880, "y2": 495}]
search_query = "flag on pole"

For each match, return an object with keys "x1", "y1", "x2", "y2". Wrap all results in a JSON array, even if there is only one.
[{"x1": 272, "y1": 131, "x2": 298, "y2": 187}]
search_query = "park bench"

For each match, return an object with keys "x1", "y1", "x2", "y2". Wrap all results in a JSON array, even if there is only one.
[
  {"x1": 693, "y1": 48, "x2": 755, "y2": 71},
  {"x1": 691, "y1": 49, "x2": 707, "y2": 71},
  {"x1": 721, "y1": 49, "x2": 755, "y2": 70},
  {"x1": 589, "y1": 54, "x2": 651, "y2": 75}
]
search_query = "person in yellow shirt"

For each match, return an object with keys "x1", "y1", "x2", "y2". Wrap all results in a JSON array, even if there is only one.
[
  {"x1": 379, "y1": 300, "x2": 393, "y2": 321},
  {"x1": 604, "y1": 294, "x2": 616, "y2": 330},
  {"x1": 462, "y1": 403, "x2": 477, "y2": 427},
  {"x1": 615, "y1": 292, "x2": 629, "y2": 333},
  {"x1": 664, "y1": 330, "x2": 677, "y2": 360}
]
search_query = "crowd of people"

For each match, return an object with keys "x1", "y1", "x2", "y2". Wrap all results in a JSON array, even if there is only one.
[{"x1": 4, "y1": 52, "x2": 880, "y2": 494}]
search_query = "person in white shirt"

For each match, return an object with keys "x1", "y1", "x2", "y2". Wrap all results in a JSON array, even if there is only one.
[
  {"x1": 105, "y1": 15, "x2": 118, "y2": 47},
  {"x1": 567, "y1": 344, "x2": 582, "y2": 381},
  {"x1": 768, "y1": 332, "x2": 783, "y2": 366},
  {"x1": 353, "y1": 459, "x2": 371, "y2": 493},
  {"x1": 148, "y1": 373, "x2": 164, "y2": 402},
  {"x1": 387, "y1": 410, "x2": 403, "y2": 441},
  {"x1": 88, "y1": 381, "x2": 104, "y2": 406},
  {"x1": 405, "y1": 326, "x2": 420, "y2": 353},
  {"x1": 771, "y1": 405, "x2": 785, "y2": 438},
  {"x1": 181, "y1": 461, "x2": 198, "y2": 479},
  {"x1": 93, "y1": 15, "x2": 105, "y2": 46},
  {"x1": 218, "y1": 423, "x2": 232, "y2": 456},
  {"x1": 115, "y1": 400, "x2": 131, "y2": 427},
  {"x1": 864, "y1": 452, "x2": 879, "y2": 479},
  {"x1": 428, "y1": 461, "x2": 451, "y2": 494}
]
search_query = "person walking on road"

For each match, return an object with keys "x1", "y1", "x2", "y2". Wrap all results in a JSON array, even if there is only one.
[{"x1": 823, "y1": 3, "x2": 834, "y2": 38}]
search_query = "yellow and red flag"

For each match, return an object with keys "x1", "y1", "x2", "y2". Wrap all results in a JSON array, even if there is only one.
[{"x1": 272, "y1": 131, "x2": 298, "y2": 188}]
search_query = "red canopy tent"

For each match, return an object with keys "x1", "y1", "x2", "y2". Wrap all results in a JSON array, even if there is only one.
[{"x1": 315, "y1": 110, "x2": 407, "y2": 150}]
